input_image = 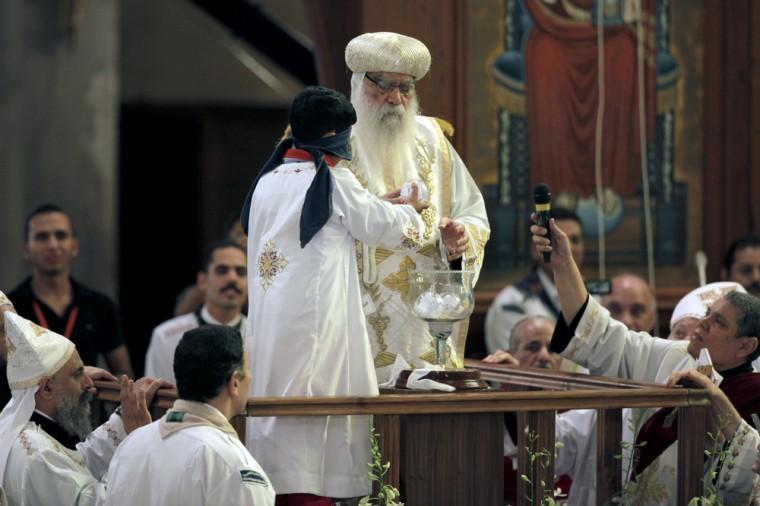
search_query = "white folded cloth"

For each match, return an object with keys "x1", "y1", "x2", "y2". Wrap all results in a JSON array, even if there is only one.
[{"x1": 379, "y1": 356, "x2": 455, "y2": 392}]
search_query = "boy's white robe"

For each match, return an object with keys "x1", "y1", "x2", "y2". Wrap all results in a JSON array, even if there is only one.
[{"x1": 245, "y1": 159, "x2": 424, "y2": 497}]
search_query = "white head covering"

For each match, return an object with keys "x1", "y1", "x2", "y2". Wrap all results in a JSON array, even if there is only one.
[
  {"x1": 670, "y1": 281, "x2": 746, "y2": 329},
  {"x1": 345, "y1": 32, "x2": 431, "y2": 79},
  {"x1": 0, "y1": 312, "x2": 75, "y2": 486}
]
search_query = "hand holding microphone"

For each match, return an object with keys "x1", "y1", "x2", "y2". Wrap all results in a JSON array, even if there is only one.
[
  {"x1": 533, "y1": 183, "x2": 552, "y2": 263},
  {"x1": 530, "y1": 183, "x2": 572, "y2": 268}
]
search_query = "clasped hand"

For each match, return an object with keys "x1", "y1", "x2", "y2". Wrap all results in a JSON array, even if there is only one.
[{"x1": 118, "y1": 375, "x2": 174, "y2": 433}]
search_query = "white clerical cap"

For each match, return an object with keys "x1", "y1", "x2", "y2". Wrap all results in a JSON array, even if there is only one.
[
  {"x1": 345, "y1": 32, "x2": 431, "y2": 79},
  {"x1": 0, "y1": 289, "x2": 12, "y2": 308},
  {"x1": 5, "y1": 312, "x2": 74, "y2": 390},
  {"x1": 670, "y1": 281, "x2": 746, "y2": 329}
]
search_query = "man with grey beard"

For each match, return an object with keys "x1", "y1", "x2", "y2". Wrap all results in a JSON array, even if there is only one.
[
  {"x1": 344, "y1": 32, "x2": 491, "y2": 381},
  {"x1": 0, "y1": 312, "x2": 169, "y2": 505}
]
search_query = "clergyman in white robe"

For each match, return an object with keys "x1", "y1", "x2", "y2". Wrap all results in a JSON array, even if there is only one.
[
  {"x1": 0, "y1": 311, "x2": 129, "y2": 506},
  {"x1": 245, "y1": 153, "x2": 425, "y2": 498},
  {"x1": 551, "y1": 296, "x2": 760, "y2": 505},
  {"x1": 106, "y1": 400, "x2": 274, "y2": 506},
  {"x1": 344, "y1": 31, "x2": 490, "y2": 381},
  {"x1": 3, "y1": 410, "x2": 125, "y2": 506},
  {"x1": 348, "y1": 113, "x2": 490, "y2": 382}
]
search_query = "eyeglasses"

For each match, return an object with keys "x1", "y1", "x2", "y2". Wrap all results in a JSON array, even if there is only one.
[{"x1": 364, "y1": 73, "x2": 416, "y2": 96}]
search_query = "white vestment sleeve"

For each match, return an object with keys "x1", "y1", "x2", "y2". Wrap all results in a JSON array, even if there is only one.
[
  {"x1": 713, "y1": 421, "x2": 760, "y2": 504},
  {"x1": 76, "y1": 413, "x2": 127, "y2": 480},
  {"x1": 331, "y1": 166, "x2": 425, "y2": 250},
  {"x1": 559, "y1": 297, "x2": 686, "y2": 381},
  {"x1": 18, "y1": 447, "x2": 107, "y2": 506},
  {"x1": 447, "y1": 141, "x2": 489, "y2": 233},
  {"x1": 446, "y1": 141, "x2": 490, "y2": 283}
]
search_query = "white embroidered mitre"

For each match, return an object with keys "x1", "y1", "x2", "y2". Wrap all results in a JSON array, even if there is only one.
[
  {"x1": 5, "y1": 312, "x2": 74, "y2": 390},
  {"x1": 0, "y1": 312, "x2": 76, "y2": 488},
  {"x1": 670, "y1": 281, "x2": 746, "y2": 329}
]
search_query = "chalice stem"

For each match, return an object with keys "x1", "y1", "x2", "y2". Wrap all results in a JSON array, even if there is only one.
[
  {"x1": 429, "y1": 321, "x2": 453, "y2": 368},
  {"x1": 435, "y1": 336, "x2": 447, "y2": 367}
]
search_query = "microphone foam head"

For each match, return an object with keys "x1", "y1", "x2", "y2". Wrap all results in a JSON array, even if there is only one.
[{"x1": 533, "y1": 183, "x2": 551, "y2": 204}]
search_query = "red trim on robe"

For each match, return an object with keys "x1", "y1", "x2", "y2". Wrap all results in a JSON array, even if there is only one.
[{"x1": 284, "y1": 148, "x2": 337, "y2": 168}]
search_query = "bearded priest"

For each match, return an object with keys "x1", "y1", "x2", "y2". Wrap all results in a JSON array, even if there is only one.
[
  {"x1": 0, "y1": 312, "x2": 166, "y2": 505},
  {"x1": 344, "y1": 32, "x2": 490, "y2": 381}
]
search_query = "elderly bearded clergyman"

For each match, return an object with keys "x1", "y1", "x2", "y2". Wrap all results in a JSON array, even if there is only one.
[{"x1": 344, "y1": 32, "x2": 491, "y2": 381}]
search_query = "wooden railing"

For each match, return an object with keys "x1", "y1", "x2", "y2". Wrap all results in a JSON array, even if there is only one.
[{"x1": 94, "y1": 364, "x2": 711, "y2": 506}]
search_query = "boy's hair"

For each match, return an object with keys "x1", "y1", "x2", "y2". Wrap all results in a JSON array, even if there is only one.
[{"x1": 289, "y1": 86, "x2": 356, "y2": 141}]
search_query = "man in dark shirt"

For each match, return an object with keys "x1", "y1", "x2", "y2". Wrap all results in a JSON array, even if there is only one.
[{"x1": 9, "y1": 204, "x2": 132, "y2": 377}]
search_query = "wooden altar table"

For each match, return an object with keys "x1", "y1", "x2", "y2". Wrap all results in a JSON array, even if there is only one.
[{"x1": 94, "y1": 363, "x2": 710, "y2": 506}]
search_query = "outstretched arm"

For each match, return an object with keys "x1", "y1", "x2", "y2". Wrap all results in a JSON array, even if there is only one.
[
  {"x1": 331, "y1": 167, "x2": 426, "y2": 250},
  {"x1": 530, "y1": 216, "x2": 587, "y2": 321}
]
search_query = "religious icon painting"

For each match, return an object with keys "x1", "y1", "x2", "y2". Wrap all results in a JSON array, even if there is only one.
[{"x1": 469, "y1": 0, "x2": 705, "y2": 286}]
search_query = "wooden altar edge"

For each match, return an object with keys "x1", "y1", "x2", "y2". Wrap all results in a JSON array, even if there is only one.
[
  {"x1": 464, "y1": 358, "x2": 663, "y2": 390},
  {"x1": 94, "y1": 381, "x2": 710, "y2": 416}
]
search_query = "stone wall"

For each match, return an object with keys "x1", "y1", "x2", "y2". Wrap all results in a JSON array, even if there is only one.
[{"x1": 0, "y1": 0, "x2": 119, "y2": 297}]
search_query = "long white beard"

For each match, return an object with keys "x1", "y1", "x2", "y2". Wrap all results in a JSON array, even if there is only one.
[{"x1": 351, "y1": 75, "x2": 420, "y2": 194}]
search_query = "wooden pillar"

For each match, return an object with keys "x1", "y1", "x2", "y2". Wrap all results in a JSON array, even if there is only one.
[
  {"x1": 678, "y1": 404, "x2": 707, "y2": 503},
  {"x1": 596, "y1": 409, "x2": 623, "y2": 505},
  {"x1": 374, "y1": 414, "x2": 402, "y2": 491},
  {"x1": 303, "y1": 0, "x2": 362, "y2": 96},
  {"x1": 516, "y1": 410, "x2": 556, "y2": 506},
  {"x1": 231, "y1": 414, "x2": 247, "y2": 441},
  {"x1": 703, "y1": 0, "x2": 759, "y2": 279},
  {"x1": 402, "y1": 412, "x2": 503, "y2": 506}
]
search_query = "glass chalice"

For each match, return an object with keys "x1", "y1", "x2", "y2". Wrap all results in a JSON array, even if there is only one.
[{"x1": 407, "y1": 270, "x2": 475, "y2": 368}]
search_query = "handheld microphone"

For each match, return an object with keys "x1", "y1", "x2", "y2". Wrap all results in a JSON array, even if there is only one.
[{"x1": 533, "y1": 183, "x2": 552, "y2": 263}]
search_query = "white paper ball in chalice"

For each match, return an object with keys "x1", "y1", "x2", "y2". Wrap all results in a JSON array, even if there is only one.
[{"x1": 407, "y1": 270, "x2": 474, "y2": 368}]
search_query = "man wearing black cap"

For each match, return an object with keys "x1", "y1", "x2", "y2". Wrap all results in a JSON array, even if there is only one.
[{"x1": 240, "y1": 86, "x2": 427, "y2": 505}]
